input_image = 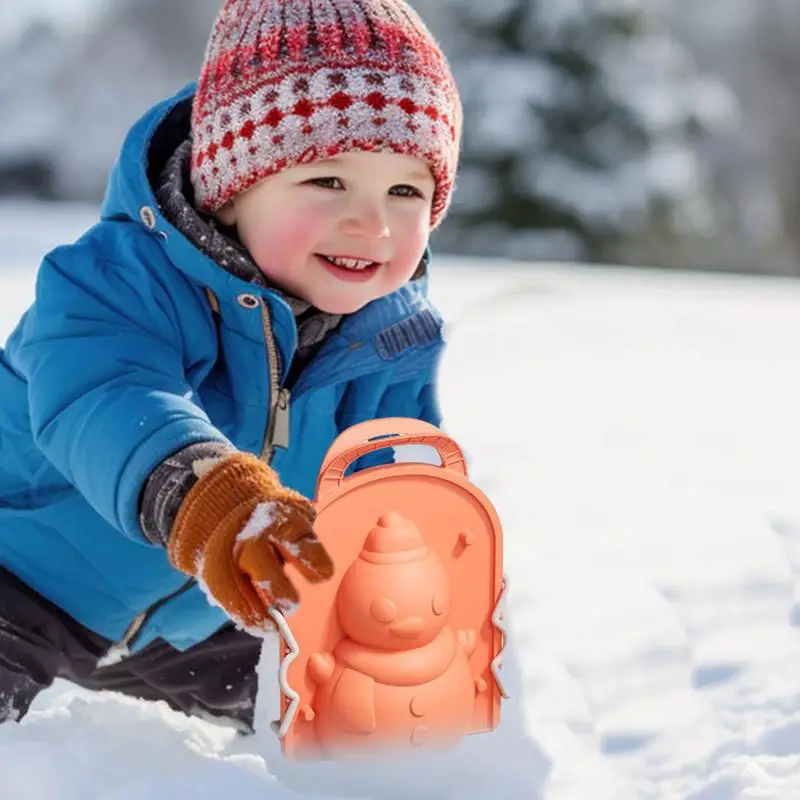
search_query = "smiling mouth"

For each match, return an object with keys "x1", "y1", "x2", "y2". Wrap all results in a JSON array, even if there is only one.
[{"x1": 317, "y1": 254, "x2": 379, "y2": 271}]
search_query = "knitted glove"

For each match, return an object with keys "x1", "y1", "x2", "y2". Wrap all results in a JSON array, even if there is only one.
[{"x1": 167, "y1": 451, "x2": 334, "y2": 633}]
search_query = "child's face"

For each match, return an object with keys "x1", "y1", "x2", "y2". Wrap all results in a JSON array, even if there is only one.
[{"x1": 216, "y1": 151, "x2": 436, "y2": 315}]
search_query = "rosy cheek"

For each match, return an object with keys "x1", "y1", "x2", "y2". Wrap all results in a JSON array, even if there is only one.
[
  {"x1": 242, "y1": 204, "x2": 329, "y2": 265},
  {"x1": 395, "y1": 224, "x2": 428, "y2": 269},
  {"x1": 241, "y1": 228, "x2": 273, "y2": 263},
  {"x1": 277, "y1": 216, "x2": 321, "y2": 254},
  {"x1": 282, "y1": 205, "x2": 329, "y2": 246},
  {"x1": 401, "y1": 210, "x2": 431, "y2": 249}
]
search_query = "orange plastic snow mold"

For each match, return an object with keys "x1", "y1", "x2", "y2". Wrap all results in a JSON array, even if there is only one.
[{"x1": 263, "y1": 417, "x2": 508, "y2": 762}]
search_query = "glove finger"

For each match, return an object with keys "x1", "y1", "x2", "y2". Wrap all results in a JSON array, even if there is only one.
[
  {"x1": 269, "y1": 512, "x2": 335, "y2": 583},
  {"x1": 238, "y1": 536, "x2": 301, "y2": 614},
  {"x1": 277, "y1": 490, "x2": 316, "y2": 524},
  {"x1": 202, "y1": 529, "x2": 278, "y2": 633}
]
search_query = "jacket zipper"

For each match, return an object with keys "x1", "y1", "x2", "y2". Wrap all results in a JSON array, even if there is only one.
[{"x1": 259, "y1": 298, "x2": 290, "y2": 464}]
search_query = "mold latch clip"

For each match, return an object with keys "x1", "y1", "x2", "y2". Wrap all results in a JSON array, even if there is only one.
[
  {"x1": 490, "y1": 576, "x2": 510, "y2": 700},
  {"x1": 268, "y1": 606, "x2": 302, "y2": 738}
]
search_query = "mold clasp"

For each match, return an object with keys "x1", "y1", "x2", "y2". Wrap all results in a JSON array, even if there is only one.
[{"x1": 490, "y1": 577, "x2": 510, "y2": 700}]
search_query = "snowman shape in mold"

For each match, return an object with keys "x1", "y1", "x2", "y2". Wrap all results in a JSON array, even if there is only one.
[{"x1": 307, "y1": 510, "x2": 487, "y2": 758}]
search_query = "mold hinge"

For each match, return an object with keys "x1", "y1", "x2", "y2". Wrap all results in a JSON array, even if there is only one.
[
  {"x1": 268, "y1": 606, "x2": 302, "y2": 738},
  {"x1": 490, "y1": 576, "x2": 510, "y2": 700}
]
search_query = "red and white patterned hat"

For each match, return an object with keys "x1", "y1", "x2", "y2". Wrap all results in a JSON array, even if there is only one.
[{"x1": 190, "y1": 0, "x2": 462, "y2": 229}]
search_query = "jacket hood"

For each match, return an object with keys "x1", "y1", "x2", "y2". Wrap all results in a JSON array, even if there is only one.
[
  {"x1": 101, "y1": 82, "x2": 196, "y2": 228},
  {"x1": 100, "y1": 83, "x2": 233, "y2": 294}
]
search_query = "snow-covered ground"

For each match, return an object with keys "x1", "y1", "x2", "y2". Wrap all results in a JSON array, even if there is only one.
[{"x1": 3, "y1": 201, "x2": 800, "y2": 798}]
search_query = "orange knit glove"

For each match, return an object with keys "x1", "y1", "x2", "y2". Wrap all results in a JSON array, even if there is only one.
[{"x1": 167, "y1": 452, "x2": 334, "y2": 633}]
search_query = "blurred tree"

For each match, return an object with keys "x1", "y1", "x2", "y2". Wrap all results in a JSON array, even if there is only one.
[
  {"x1": 0, "y1": 0, "x2": 221, "y2": 204},
  {"x1": 0, "y1": 21, "x2": 68, "y2": 198},
  {"x1": 667, "y1": 0, "x2": 800, "y2": 274},
  {"x1": 412, "y1": 0, "x2": 734, "y2": 267},
  {"x1": 46, "y1": 0, "x2": 222, "y2": 201},
  {"x1": 755, "y1": 4, "x2": 800, "y2": 273}
]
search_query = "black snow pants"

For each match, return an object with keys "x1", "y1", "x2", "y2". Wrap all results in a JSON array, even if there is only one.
[{"x1": 0, "y1": 567, "x2": 261, "y2": 732}]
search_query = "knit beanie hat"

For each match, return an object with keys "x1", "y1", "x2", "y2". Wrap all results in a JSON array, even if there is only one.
[{"x1": 190, "y1": 0, "x2": 462, "y2": 230}]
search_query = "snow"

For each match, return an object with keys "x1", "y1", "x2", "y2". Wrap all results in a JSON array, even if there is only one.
[
  {"x1": 3, "y1": 201, "x2": 800, "y2": 797},
  {"x1": 238, "y1": 503, "x2": 282, "y2": 543}
]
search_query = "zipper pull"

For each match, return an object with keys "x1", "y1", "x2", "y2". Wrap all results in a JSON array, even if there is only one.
[{"x1": 271, "y1": 388, "x2": 291, "y2": 450}]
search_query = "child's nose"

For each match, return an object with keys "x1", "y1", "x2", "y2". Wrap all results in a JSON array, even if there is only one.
[{"x1": 340, "y1": 200, "x2": 390, "y2": 240}]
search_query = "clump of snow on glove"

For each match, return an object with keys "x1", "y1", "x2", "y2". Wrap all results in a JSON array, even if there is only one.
[{"x1": 236, "y1": 501, "x2": 282, "y2": 542}]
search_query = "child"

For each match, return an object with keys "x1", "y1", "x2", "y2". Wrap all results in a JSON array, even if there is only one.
[{"x1": 0, "y1": 0, "x2": 461, "y2": 734}]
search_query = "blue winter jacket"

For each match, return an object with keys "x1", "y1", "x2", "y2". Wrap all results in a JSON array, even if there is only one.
[{"x1": 0, "y1": 83, "x2": 445, "y2": 654}]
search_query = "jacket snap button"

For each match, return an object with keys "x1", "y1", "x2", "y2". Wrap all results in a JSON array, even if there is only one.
[
  {"x1": 139, "y1": 206, "x2": 157, "y2": 230},
  {"x1": 237, "y1": 293, "x2": 260, "y2": 309}
]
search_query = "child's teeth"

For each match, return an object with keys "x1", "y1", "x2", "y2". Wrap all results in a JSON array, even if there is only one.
[{"x1": 325, "y1": 256, "x2": 374, "y2": 270}]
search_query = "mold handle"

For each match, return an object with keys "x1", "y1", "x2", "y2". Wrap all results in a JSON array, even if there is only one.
[{"x1": 317, "y1": 418, "x2": 468, "y2": 498}]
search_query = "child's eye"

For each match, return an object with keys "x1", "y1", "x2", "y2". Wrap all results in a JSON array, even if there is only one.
[
  {"x1": 308, "y1": 177, "x2": 344, "y2": 190},
  {"x1": 305, "y1": 179, "x2": 424, "y2": 198},
  {"x1": 390, "y1": 184, "x2": 424, "y2": 199}
]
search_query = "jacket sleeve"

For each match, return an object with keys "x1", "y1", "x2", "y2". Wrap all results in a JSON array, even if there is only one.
[{"x1": 11, "y1": 245, "x2": 232, "y2": 544}]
